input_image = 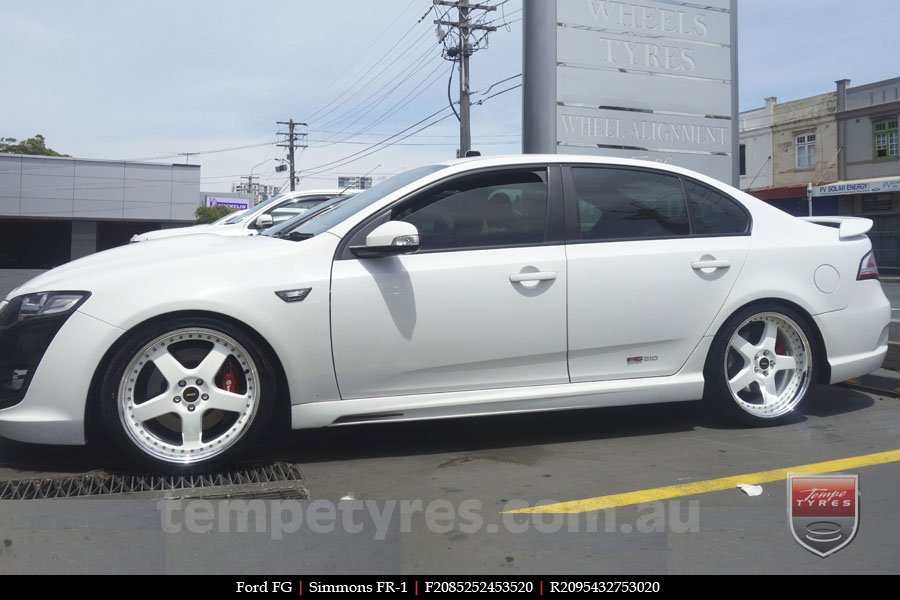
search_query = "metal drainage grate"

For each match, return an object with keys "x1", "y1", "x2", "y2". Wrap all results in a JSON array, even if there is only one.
[{"x1": 0, "y1": 461, "x2": 307, "y2": 500}]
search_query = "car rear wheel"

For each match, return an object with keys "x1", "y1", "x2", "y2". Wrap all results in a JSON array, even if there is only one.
[
  {"x1": 99, "y1": 316, "x2": 275, "y2": 473},
  {"x1": 705, "y1": 305, "x2": 815, "y2": 424}
]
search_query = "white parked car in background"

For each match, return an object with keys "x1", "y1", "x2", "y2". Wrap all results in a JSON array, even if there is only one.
[
  {"x1": 129, "y1": 189, "x2": 351, "y2": 242},
  {"x1": 0, "y1": 155, "x2": 889, "y2": 472}
]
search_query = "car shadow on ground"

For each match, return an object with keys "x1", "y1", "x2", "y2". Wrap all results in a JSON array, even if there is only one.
[
  {"x1": 0, "y1": 385, "x2": 876, "y2": 478},
  {"x1": 259, "y1": 384, "x2": 875, "y2": 463}
]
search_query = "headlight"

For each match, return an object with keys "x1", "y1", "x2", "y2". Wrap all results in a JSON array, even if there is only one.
[
  {"x1": 0, "y1": 291, "x2": 90, "y2": 409},
  {"x1": 0, "y1": 291, "x2": 90, "y2": 325}
]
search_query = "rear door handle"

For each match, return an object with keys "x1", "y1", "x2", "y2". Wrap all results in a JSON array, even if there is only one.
[
  {"x1": 510, "y1": 271, "x2": 557, "y2": 283},
  {"x1": 691, "y1": 259, "x2": 731, "y2": 270}
]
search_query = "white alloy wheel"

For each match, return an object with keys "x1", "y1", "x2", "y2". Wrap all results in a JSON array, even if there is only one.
[
  {"x1": 117, "y1": 327, "x2": 260, "y2": 465},
  {"x1": 724, "y1": 312, "x2": 812, "y2": 418}
]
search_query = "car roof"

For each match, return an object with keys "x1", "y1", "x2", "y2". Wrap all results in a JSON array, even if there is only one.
[
  {"x1": 429, "y1": 153, "x2": 733, "y2": 191},
  {"x1": 276, "y1": 188, "x2": 348, "y2": 197}
]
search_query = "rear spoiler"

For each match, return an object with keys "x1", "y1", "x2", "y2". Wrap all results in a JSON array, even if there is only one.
[{"x1": 798, "y1": 216, "x2": 873, "y2": 239}]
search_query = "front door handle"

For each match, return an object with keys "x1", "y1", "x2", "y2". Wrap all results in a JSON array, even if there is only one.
[
  {"x1": 510, "y1": 271, "x2": 557, "y2": 283},
  {"x1": 691, "y1": 259, "x2": 731, "y2": 270}
]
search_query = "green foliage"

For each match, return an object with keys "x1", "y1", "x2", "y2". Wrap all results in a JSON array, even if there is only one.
[
  {"x1": 0, "y1": 134, "x2": 68, "y2": 156},
  {"x1": 195, "y1": 205, "x2": 237, "y2": 224}
]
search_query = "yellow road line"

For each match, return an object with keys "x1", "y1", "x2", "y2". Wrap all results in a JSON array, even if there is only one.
[{"x1": 504, "y1": 448, "x2": 900, "y2": 514}]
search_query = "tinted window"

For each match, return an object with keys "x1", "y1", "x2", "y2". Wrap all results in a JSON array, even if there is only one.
[
  {"x1": 572, "y1": 168, "x2": 689, "y2": 240},
  {"x1": 393, "y1": 169, "x2": 548, "y2": 251},
  {"x1": 291, "y1": 165, "x2": 443, "y2": 237},
  {"x1": 684, "y1": 180, "x2": 749, "y2": 235}
]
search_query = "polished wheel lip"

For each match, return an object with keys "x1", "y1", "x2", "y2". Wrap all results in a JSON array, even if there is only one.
[
  {"x1": 117, "y1": 327, "x2": 260, "y2": 465},
  {"x1": 724, "y1": 311, "x2": 811, "y2": 419}
]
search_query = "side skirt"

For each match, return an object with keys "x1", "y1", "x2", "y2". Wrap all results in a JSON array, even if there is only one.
[{"x1": 291, "y1": 338, "x2": 712, "y2": 429}]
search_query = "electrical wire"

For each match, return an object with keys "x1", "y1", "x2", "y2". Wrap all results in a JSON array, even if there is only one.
[
  {"x1": 300, "y1": 0, "x2": 426, "y2": 121},
  {"x1": 447, "y1": 59, "x2": 461, "y2": 122},
  {"x1": 299, "y1": 106, "x2": 456, "y2": 175},
  {"x1": 308, "y1": 7, "x2": 446, "y2": 128},
  {"x1": 314, "y1": 59, "x2": 451, "y2": 147},
  {"x1": 302, "y1": 80, "x2": 524, "y2": 177}
]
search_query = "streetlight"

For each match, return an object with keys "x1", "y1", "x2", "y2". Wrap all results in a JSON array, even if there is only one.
[{"x1": 248, "y1": 158, "x2": 288, "y2": 205}]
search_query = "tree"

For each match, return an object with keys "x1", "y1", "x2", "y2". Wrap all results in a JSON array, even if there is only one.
[
  {"x1": 0, "y1": 134, "x2": 68, "y2": 156},
  {"x1": 195, "y1": 205, "x2": 237, "y2": 224}
]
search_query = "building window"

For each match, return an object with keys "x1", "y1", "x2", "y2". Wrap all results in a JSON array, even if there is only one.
[
  {"x1": 874, "y1": 118, "x2": 899, "y2": 159},
  {"x1": 795, "y1": 132, "x2": 816, "y2": 169},
  {"x1": 739, "y1": 144, "x2": 746, "y2": 176}
]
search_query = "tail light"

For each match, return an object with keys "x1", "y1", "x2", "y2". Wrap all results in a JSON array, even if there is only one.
[{"x1": 858, "y1": 250, "x2": 879, "y2": 280}]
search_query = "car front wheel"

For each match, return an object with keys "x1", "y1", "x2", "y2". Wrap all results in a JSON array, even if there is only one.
[
  {"x1": 705, "y1": 304, "x2": 816, "y2": 424},
  {"x1": 99, "y1": 316, "x2": 275, "y2": 472}
]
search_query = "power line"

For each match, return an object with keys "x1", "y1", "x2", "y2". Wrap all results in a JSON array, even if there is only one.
[
  {"x1": 308, "y1": 6, "x2": 443, "y2": 128},
  {"x1": 306, "y1": 4, "x2": 455, "y2": 138},
  {"x1": 305, "y1": 112, "x2": 457, "y2": 178},
  {"x1": 315, "y1": 48, "x2": 444, "y2": 138},
  {"x1": 299, "y1": 106, "x2": 456, "y2": 175},
  {"x1": 313, "y1": 59, "x2": 451, "y2": 148},
  {"x1": 300, "y1": 78, "x2": 523, "y2": 177},
  {"x1": 298, "y1": 0, "x2": 421, "y2": 118},
  {"x1": 447, "y1": 59, "x2": 460, "y2": 122},
  {"x1": 472, "y1": 82, "x2": 522, "y2": 105},
  {"x1": 124, "y1": 140, "x2": 276, "y2": 162}
]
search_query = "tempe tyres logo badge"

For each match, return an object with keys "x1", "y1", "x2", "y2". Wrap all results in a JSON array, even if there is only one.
[{"x1": 788, "y1": 474, "x2": 859, "y2": 557}]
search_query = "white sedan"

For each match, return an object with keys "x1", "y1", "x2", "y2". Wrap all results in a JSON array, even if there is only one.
[
  {"x1": 129, "y1": 189, "x2": 350, "y2": 242},
  {"x1": 0, "y1": 155, "x2": 890, "y2": 472}
]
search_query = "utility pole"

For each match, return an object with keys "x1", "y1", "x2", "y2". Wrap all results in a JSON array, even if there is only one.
[
  {"x1": 239, "y1": 175, "x2": 258, "y2": 201},
  {"x1": 434, "y1": 1, "x2": 496, "y2": 157},
  {"x1": 276, "y1": 119, "x2": 308, "y2": 191}
]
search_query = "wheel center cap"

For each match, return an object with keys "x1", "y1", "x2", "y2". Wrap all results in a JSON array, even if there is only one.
[
  {"x1": 183, "y1": 387, "x2": 200, "y2": 403},
  {"x1": 758, "y1": 357, "x2": 770, "y2": 370}
]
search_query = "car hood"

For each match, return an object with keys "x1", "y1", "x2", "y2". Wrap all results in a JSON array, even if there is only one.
[
  {"x1": 9, "y1": 234, "x2": 299, "y2": 299},
  {"x1": 130, "y1": 223, "x2": 225, "y2": 242}
]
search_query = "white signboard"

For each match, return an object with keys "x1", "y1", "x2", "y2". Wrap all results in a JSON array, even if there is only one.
[
  {"x1": 813, "y1": 178, "x2": 900, "y2": 197},
  {"x1": 555, "y1": 0, "x2": 736, "y2": 183}
]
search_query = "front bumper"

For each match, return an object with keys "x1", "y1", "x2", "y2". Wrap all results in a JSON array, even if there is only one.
[
  {"x1": 0, "y1": 310, "x2": 124, "y2": 445},
  {"x1": 814, "y1": 281, "x2": 891, "y2": 384}
]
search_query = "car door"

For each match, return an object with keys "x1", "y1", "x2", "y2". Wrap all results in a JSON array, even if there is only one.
[
  {"x1": 564, "y1": 165, "x2": 751, "y2": 382},
  {"x1": 330, "y1": 166, "x2": 568, "y2": 399}
]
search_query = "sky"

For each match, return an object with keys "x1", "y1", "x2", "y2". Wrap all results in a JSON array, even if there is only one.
[{"x1": 2, "y1": 0, "x2": 899, "y2": 193}]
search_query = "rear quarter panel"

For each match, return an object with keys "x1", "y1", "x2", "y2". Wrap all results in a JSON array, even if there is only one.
[{"x1": 703, "y1": 189, "x2": 870, "y2": 337}]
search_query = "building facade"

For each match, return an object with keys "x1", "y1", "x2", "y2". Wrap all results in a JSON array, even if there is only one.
[
  {"x1": 0, "y1": 154, "x2": 199, "y2": 268},
  {"x1": 739, "y1": 97, "x2": 775, "y2": 191},
  {"x1": 337, "y1": 176, "x2": 373, "y2": 190},
  {"x1": 740, "y1": 76, "x2": 900, "y2": 268},
  {"x1": 831, "y1": 77, "x2": 900, "y2": 268}
]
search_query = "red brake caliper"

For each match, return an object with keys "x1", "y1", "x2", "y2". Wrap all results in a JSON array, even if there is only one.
[
  {"x1": 775, "y1": 332, "x2": 785, "y2": 356},
  {"x1": 218, "y1": 359, "x2": 238, "y2": 393}
]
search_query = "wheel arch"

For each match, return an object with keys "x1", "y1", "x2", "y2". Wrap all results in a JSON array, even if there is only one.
[
  {"x1": 84, "y1": 310, "x2": 292, "y2": 445},
  {"x1": 706, "y1": 297, "x2": 831, "y2": 385}
]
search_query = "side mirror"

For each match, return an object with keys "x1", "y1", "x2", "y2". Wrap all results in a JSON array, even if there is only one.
[
  {"x1": 254, "y1": 214, "x2": 274, "y2": 229},
  {"x1": 351, "y1": 221, "x2": 420, "y2": 258}
]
